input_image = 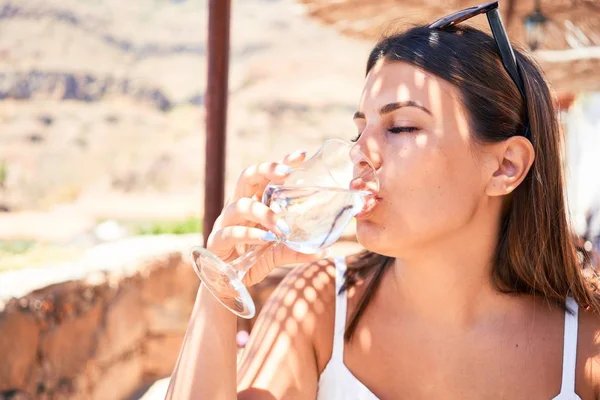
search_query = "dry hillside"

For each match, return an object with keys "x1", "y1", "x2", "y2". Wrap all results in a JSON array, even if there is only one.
[{"x1": 0, "y1": 0, "x2": 370, "y2": 219}]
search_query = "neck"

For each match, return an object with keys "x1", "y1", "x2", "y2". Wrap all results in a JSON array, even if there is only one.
[{"x1": 384, "y1": 210, "x2": 513, "y2": 331}]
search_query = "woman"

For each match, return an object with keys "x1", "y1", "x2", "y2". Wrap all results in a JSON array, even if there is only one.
[{"x1": 167, "y1": 2, "x2": 600, "y2": 399}]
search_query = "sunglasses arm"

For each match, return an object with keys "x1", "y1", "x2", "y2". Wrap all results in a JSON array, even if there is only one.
[{"x1": 486, "y1": 9, "x2": 526, "y2": 98}]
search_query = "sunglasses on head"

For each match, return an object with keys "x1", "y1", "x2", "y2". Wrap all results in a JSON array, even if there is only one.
[{"x1": 429, "y1": 1, "x2": 530, "y2": 140}]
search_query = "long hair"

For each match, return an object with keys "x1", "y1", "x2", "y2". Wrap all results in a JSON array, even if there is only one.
[{"x1": 342, "y1": 25, "x2": 600, "y2": 342}]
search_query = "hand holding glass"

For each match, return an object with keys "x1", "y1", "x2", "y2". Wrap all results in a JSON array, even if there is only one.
[{"x1": 190, "y1": 139, "x2": 379, "y2": 318}]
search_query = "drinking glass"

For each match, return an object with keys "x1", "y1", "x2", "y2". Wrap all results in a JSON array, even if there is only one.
[{"x1": 190, "y1": 139, "x2": 379, "y2": 318}]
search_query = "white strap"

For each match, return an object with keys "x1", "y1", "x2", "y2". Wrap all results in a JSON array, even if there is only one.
[
  {"x1": 560, "y1": 296, "x2": 579, "y2": 394},
  {"x1": 331, "y1": 256, "x2": 348, "y2": 361}
]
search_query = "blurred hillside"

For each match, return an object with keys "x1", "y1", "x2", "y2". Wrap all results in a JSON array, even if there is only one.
[{"x1": 0, "y1": 0, "x2": 369, "y2": 220}]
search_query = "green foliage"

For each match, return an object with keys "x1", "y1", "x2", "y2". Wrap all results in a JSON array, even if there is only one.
[
  {"x1": 0, "y1": 240, "x2": 36, "y2": 255},
  {"x1": 130, "y1": 216, "x2": 202, "y2": 235},
  {"x1": 0, "y1": 161, "x2": 7, "y2": 187}
]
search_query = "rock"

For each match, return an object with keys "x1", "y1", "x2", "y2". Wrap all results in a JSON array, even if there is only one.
[
  {"x1": 0, "y1": 310, "x2": 40, "y2": 391},
  {"x1": 0, "y1": 237, "x2": 206, "y2": 398},
  {"x1": 142, "y1": 257, "x2": 197, "y2": 335},
  {"x1": 95, "y1": 287, "x2": 146, "y2": 365},
  {"x1": 145, "y1": 297, "x2": 190, "y2": 335},
  {"x1": 0, "y1": 72, "x2": 173, "y2": 111},
  {"x1": 140, "y1": 258, "x2": 178, "y2": 303},
  {"x1": 39, "y1": 302, "x2": 103, "y2": 388}
]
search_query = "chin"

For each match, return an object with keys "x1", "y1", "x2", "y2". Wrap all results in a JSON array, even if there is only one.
[
  {"x1": 355, "y1": 219, "x2": 388, "y2": 254},
  {"x1": 355, "y1": 219, "x2": 415, "y2": 258}
]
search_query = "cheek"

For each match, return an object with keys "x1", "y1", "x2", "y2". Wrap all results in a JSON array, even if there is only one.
[{"x1": 378, "y1": 139, "x2": 483, "y2": 241}]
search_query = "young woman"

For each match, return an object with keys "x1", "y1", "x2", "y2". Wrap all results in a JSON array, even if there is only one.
[{"x1": 167, "y1": 2, "x2": 600, "y2": 398}]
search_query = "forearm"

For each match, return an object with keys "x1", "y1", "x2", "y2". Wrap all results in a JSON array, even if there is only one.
[{"x1": 166, "y1": 284, "x2": 238, "y2": 400}]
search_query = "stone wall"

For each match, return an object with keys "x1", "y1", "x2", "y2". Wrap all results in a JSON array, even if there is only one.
[
  {"x1": 0, "y1": 234, "x2": 363, "y2": 400},
  {"x1": 0, "y1": 235, "x2": 201, "y2": 400}
]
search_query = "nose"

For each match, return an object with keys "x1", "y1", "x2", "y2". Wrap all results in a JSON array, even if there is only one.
[
  {"x1": 351, "y1": 135, "x2": 382, "y2": 172},
  {"x1": 350, "y1": 138, "x2": 381, "y2": 194}
]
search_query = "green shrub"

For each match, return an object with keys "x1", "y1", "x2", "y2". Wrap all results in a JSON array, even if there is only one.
[
  {"x1": 131, "y1": 216, "x2": 202, "y2": 235},
  {"x1": 0, "y1": 240, "x2": 36, "y2": 255},
  {"x1": 0, "y1": 161, "x2": 7, "y2": 187}
]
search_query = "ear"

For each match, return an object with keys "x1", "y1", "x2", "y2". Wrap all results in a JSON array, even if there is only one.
[{"x1": 485, "y1": 136, "x2": 535, "y2": 197}]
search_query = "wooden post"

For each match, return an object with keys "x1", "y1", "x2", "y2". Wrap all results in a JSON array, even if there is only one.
[{"x1": 204, "y1": 0, "x2": 231, "y2": 246}]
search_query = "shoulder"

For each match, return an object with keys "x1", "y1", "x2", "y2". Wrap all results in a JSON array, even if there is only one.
[
  {"x1": 262, "y1": 258, "x2": 338, "y2": 322},
  {"x1": 276, "y1": 258, "x2": 338, "y2": 297},
  {"x1": 576, "y1": 304, "x2": 600, "y2": 397},
  {"x1": 265, "y1": 258, "x2": 339, "y2": 369},
  {"x1": 237, "y1": 259, "x2": 339, "y2": 394}
]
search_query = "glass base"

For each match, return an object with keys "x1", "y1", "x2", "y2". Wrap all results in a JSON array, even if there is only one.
[{"x1": 190, "y1": 246, "x2": 256, "y2": 319}]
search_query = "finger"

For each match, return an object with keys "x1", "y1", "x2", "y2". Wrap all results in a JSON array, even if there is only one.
[
  {"x1": 242, "y1": 247, "x2": 328, "y2": 286},
  {"x1": 240, "y1": 245, "x2": 328, "y2": 287},
  {"x1": 234, "y1": 149, "x2": 308, "y2": 200},
  {"x1": 280, "y1": 148, "x2": 308, "y2": 165},
  {"x1": 221, "y1": 197, "x2": 291, "y2": 236},
  {"x1": 267, "y1": 148, "x2": 310, "y2": 187},
  {"x1": 209, "y1": 226, "x2": 278, "y2": 250},
  {"x1": 234, "y1": 162, "x2": 291, "y2": 200}
]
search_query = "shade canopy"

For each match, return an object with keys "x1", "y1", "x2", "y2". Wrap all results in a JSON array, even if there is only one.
[{"x1": 296, "y1": 0, "x2": 600, "y2": 92}]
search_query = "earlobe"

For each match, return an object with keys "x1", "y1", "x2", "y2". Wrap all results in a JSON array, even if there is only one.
[{"x1": 485, "y1": 136, "x2": 535, "y2": 197}]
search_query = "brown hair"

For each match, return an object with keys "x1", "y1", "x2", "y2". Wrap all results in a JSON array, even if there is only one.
[{"x1": 341, "y1": 25, "x2": 600, "y2": 342}]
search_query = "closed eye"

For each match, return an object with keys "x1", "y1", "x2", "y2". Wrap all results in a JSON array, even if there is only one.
[
  {"x1": 351, "y1": 126, "x2": 419, "y2": 142},
  {"x1": 389, "y1": 126, "x2": 419, "y2": 134}
]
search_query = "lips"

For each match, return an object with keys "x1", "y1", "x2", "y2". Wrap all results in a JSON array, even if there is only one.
[{"x1": 355, "y1": 194, "x2": 381, "y2": 219}]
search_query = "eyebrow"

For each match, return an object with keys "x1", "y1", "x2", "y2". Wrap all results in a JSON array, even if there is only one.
[{"x1": 353, "y1": 101, "x2": 432, "y2": 119}]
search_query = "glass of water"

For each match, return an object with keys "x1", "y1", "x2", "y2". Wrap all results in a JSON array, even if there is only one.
[{"x1": 190, "y1": 139, "x2": 379, "y2": 318}]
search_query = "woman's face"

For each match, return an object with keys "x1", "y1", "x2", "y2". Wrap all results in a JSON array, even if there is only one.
[{"x1": 353, "y1": 60, "x2": 493, "y2": 257}]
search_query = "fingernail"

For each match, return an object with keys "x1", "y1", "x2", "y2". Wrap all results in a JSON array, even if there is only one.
[
  {"x1": 290, "y1": 149, "x2": 308, "y2": 158},
  {"x1": 276, "y1": 219, "x2": 292, "y2": 235},
  {"x1": 274, "y1": 164, "x2": 292, "y2": 176},
  {"x1": 260, "y1": 231, "x2": 278, "y2": 242}
]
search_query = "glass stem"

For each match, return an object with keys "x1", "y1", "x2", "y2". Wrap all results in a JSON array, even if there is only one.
[{"x1": 229, "y1": 241, "x2": 280, "y2": 280}]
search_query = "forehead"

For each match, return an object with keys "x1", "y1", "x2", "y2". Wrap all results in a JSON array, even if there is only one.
[{"x1": 359, "y1": 60, "x2": 460, "y2": 114}]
